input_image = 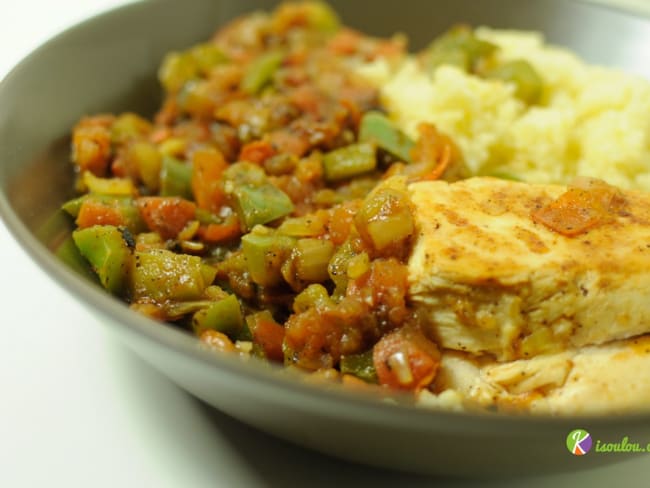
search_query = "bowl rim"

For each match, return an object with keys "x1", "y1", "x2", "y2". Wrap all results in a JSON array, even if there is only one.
[{"x1": 1, "y1": 0, "x2": 650, "y2": 433}]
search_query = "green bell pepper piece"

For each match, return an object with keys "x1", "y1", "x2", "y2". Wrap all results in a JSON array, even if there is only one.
[
  {"x1": 61, "y1": 195, "x2": 87, "y2": 217},
  {"x1": 327, "y1": 238, "x2": 355, "y2": 296},
  {"x1": 424, "y1": 25, "x2": 497, "y2": 73},
  {"x1": 160, "y1": 155, "x2": 193, "y2": 199},
  {"x1": 340, "y1": 350, "x2": 377, "y2": 383},
  {"x1": 190, "y1": 43, "x2": 228, "y2": 75},
  {"x1": 55, "y1": 234, "x2": 101, "y2": 283},
  {"x1": 192, "y1": 294, "x2": 243, "y2": 337},
  {"x1": 241, "y1": 51, "x2": 284, "y2": 94},
  {"x1": 158, "y1": 51, "x2": 198, "y2": 93},
  {"x1": 359, "y1": 111, "x2": 414, "y2": 163},
  {"x1": 323, "y1": 143, "x2": 377, "y2": 181},
  {"x1": 72, "y1": 225, "x2": 133, "y2": 296},
  {"x1": 303, "y1": 1, "x2": 340, "y2": 33},
  {"x1": 294, "y1": 238, "x2": 334, "y2": 283},
  {"x1": 233, "y1": 183, "x2": 294, "y2": 231},
  {"x1": 485, "y1": 59, "x2": 543, "y2": 104},
  {"x1": 131, "y1": 249, "x2": 214, "y2": 303},
  {"x1": 241, "y1": 231, "x2": 295, "y2": 287}
]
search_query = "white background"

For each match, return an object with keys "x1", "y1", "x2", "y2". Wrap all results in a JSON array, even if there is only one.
[{"x1": 1, "y1": 1, "x2": 650, "y2": 487}]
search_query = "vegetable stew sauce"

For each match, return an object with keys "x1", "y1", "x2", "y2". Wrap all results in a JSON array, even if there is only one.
[{"x1": 65, "y1": 2, "x2": 472, "y2": 394}]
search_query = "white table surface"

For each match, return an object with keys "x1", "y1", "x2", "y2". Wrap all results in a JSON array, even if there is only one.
[{"x1": 2, "y1": 1, "x2": 650, "y2": 487}]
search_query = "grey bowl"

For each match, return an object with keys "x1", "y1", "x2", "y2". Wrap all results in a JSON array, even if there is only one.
[{"x1": 1, "y1": 0, "x2": 649, "y2": 478}]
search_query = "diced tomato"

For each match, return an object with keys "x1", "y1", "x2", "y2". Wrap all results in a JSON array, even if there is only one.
[
  {"x1": 76, "y1": 200, "x2": 124, "y2": 228},
  {"x1": 191, "y1": 147, "x2": 227, "y2": 212},
  {"x1": 532, "y1": 183, "x2": 625, "y2": 237},
  {"x1": 288, "y1": 85, "x2": 324, "y2": 116},
  {"x1": 136, "y1": 196, "x2": 196, "y2": 239},
  {"x1": 150, "y1": 126, "x2": 172, "y2": 144},
  {"x1": 155, "y1": 97, "x2": 179, "y2": 126},
  {"x1": 347, "y1": 258, "x2": 409, "y2": 329},
  {"x1": 238, "y1": 139, "x2": 276, "y2": 165},
  {"x1": 268, "y1": 129, "x2": 311, "y2": 157},
  {"x1": 327, "y1": 28, "x2": 363, "y2": 55},
  {"x1": 250, "y1": 314, "x2": 285, "y2": 362},
  {"x1": 197, "y1": 217, "x2": 242, "y2": 243},
  {"x1": 373, "y1": 327, "x2": 440, "y2": 391},
  {"x1": 327, "y1": 201, "x2": 359, "y2": 245},
  {"x1": 373, "y1": 38, "x2": 406, "y2": 59},
  {"x1": 72, "y1": 123, "x2": 113, "y2": 176},
  {"x1": 284, "y1": 308, "x2": 342, "y2": 369}
]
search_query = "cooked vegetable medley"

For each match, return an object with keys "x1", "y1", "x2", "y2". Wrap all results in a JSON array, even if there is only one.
[{"x1": 64, "y1": 1, "x2": 543, "y2": 396}]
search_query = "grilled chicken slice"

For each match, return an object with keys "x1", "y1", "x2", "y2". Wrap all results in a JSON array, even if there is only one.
[
  {"x1": 408, "y1": 177, "x2": 650, "y2": 361},
  {"x1": 426, "y1": 334, "x2": 650, "y2": 415}
]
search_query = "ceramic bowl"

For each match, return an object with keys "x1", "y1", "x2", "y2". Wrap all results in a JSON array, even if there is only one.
[{"x1": 1, "y1": 0, "x2": 649, "y2": 477}]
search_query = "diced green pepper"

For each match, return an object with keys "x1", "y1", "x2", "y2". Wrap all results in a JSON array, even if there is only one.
[
  {"x1": 195, "y1": 208, "x2": 223, "y2": 225},
  {"x1": 72, "y1": 225, "x2": 133, "y2": 296},
  {"x1": 303, "y1": 1, "x2": 340, "y2": 33},
  {"x1": 241, "y1": 51, "x2": 284, "y2": 94},
  {"x1": 164, "y1": 300, "x2": 215, "y2": 320},
  {"x1": 192, "y1": 294, "x2": 244, "y2": 337},
  {"x1": 486, "y1": 171, "x2": 523, "y2": 181},
  {"x1": 190, "y1": 43, "x2": 228, "y2": 75},
  {"x1": 277, "y1": 214, "x2": 328, "y2": 237},
  {"x1": 127, "y1": 142, "x2": 162, "y2": 192},
  {"x1": 233, "y1": 183, "x2": 294, "y2": 231},
  {"x1": 236, "y1": 318, "x2": 253, "y2": 342},
  {"x1": 160, "y1": 155, "x2": 193, "y2": 199},
  {"x1": 485, "y1": 59, "x2": 543, "y2": 104},
  {"x1": 223, "y1": 161, "x2": 268, "y2": 187},
  {"x1": 55, "y1": 235, "x2": 102, "y2": 283},
  {"x1": 328, "y1": 239, "x2": 355, "y2": 296},
  {"x1": 340, "y1": 350, "x2": 377, "y2": 383},
  {"x1": 424, "y1": 25, "x2": 497, "y2": 73},
  {"x1": 61, "y1": 195, "x2": 88, "y2": 217},
  {"x1": 177, "y1": 80, "x2": 215, "y2": 118},
  {"x1": 292, "y1": 283, "x2": 333, "y2": 313},
  {"x1": 294, "y1": 238, "x2": 334, "y2": 283},
  {"x1": 159, "y1": 137, "x2": 187, "y2": 158},
  {"x1": 323, "y1": 143, "x2": 377, "y2": 181},
  {"x1": 111, "y1": 113, "x2": 152, "y2": 144},
  {"x1": 359, "y1": 111, "x2": 414, "y2": 163},
  {"x1": 355, "y1": 186, "x2": 414, "y2": 253},
  {"x1": 241, "y1": 231, "x2": 295, "y2": 287},
  {"x1": 131, "y1": 249, "x2": 212, "y2": 302},
  {"x1": 346, "y1": 252, "x2": 370, "y2": 279},
  {"x1": 158, "y1": 51, "x2": 198, "y2": 93},
  {"x1": 83, "y1": 171, "x2": 135, "y2": 196}
]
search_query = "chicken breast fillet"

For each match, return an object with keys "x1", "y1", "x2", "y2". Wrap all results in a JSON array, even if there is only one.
[
  {"x1": 425, "y1": 334, "x2": 650, "y2": 415},
  {"x1": 408, "y1": 177, "x2": 650, "y2": 361}
]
